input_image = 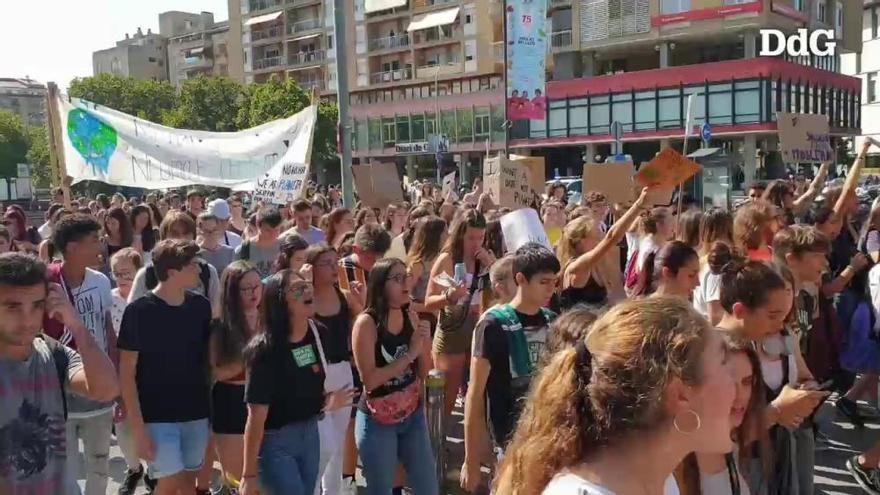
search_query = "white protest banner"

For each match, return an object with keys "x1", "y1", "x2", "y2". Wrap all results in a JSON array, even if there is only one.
[
  {"x1": 250, "y1": 106, "x2": 317, "y2": 204},
  {"x1": 56, "y1": 94, "x2": 316, "y2": 189},
  {"x1": 500, "y1": 207, "x2": 551, "y2": 253},
  {"x1": 776, "y1": 112, "x2": 833, "y2": 163}
]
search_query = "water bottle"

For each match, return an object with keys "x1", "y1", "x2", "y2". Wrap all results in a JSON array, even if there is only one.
[{"x1": 454, "y1": 262, "x2": 467, "y2": 284}]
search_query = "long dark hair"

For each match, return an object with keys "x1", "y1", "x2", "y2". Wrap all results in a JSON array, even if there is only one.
[
  {"x1": 407, "y1": 216, "x2": 446, "y2": 269},
  {"x1": 364, "y1": 258, "x2": 405, "y2": 331},
  {"x1": 403, "y1": 206, "x2": 433, "y2": 253},
  {"x1": 325, "y1": 208, "x2": 351, "y2": 248},
  {"x1": 442, "y1": 208, "x2": 487, "y2": 263},
  {"x1": 274, "y1": 233, "x2": 309, "y2": 272},
  {"x1": 246, "y1": 268, "x2": 299, "y2": 364},
  {"x1": 130, "y1": 205, "x2": 156, "y2": 252},
  {"x1": 483, "y1": 218, "x2": 505, "y2": 259},
  {"x1": 214, "y1": 261, "x2": 261, "y2": 366},
  {"x1": 105, "y1": 206, "x2": 134, "y2": 247}
]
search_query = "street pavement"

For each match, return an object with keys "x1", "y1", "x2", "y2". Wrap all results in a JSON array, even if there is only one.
[{"x1": 75, "y1": 398, "x2": 877, "y2": 494}]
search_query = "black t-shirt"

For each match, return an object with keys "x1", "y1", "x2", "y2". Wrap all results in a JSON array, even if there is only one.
[
  {"x1": 245, "y1": 323, "x2": 326, "y2": 430},
  {"x1": 314, "y1": 287, "x2": 352, "y2": 364},
  {"x1": 472, "y1": 307, "x2": 552, "y2": 449},
  {"x1": 117, "y1": 292, "x2": 212, "y2": 423}
]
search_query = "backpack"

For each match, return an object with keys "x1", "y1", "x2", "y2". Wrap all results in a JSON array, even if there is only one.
[
  {"x1": 37, "y1": 334, "x2": 70, "y2": 420},
  {"x1": 487, "y1": 304, "x2": 556, "y2": 377},
  {"x1": 144, "y1": 261, "x2": 211, "y2": 295}
]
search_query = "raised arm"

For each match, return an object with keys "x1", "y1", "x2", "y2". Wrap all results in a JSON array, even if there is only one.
[
  {"x1": 791, "y1": 162, "x2": 828, "y2": 213},
  {"x1": 834, "y1": 139, "x2": 876, "y2": 219}
]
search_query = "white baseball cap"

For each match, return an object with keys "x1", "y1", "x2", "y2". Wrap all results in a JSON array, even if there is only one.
[{"x1": 207, "y1": 198, "x2": 231, "y2": 220}]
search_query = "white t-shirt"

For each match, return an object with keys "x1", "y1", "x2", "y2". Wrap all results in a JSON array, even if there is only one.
[
  {"x1": 542, "y1": 471, "x2": 680, "y2": 495},
  {"x1": 693, "y1": 266, "x2": 722, "y2": 318},
  {"x1": 222, "y1": 230, "x2": 243, "y2": 250},
  {"x1": 636, "y1": 236, "x2": 661, "y2": 274},
  {"x1": 110, "y1": 287, "x2": 127, "y2": 336}
]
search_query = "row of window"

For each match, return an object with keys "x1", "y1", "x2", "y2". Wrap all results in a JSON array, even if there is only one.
[
  {"x1": 350, "y1": 75, "x2": 503, "y2": 105},
  {"x1": 510, "y1": 77, "x2": 860, "y2": 140},
  {"x1": 352, "y1": 105, "x2": 506, "y2": 151}
]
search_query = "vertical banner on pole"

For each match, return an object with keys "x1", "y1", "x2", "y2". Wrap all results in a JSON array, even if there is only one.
[{"x1": 505, "y1": 0, "x2": 548, "y2": 121}]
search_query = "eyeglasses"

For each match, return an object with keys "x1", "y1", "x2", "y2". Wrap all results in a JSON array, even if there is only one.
[
  {"x1": 239, "y1": 285, "x2": 261, "y2": 294},
  {"x1": 387, "y1": 273, "x2": 409, "y2": 284}
]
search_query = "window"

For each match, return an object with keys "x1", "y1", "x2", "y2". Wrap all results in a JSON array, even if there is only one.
[
  {"x1": 474, "y1": 108, "x2": 490, "y2": 137},
  {"x1": 382, "y1": 118, "x2": 396, "y2": 147},
  {"x1": 148, "y1": 57, "x2": 157, "y2": 62},
  {"x1": 396, "y1": 115, "x2": 410, "y2": 143},
  {"x1": 793, "y1": 0, "x2": 804, "y2": 11},
  {"x1": 835, "y1": 1, "x2": 843, "y2": 33},
  {"x1": 816, "y1": 0, "x2": 826, "y2": 23},
  {"x1": 661, "y1": 0, "x2": 690, "y2": 14},
  {"x1": 869, "y1": 73, "x2": 877, "y2": 103},
  {"x1": 411, "y1": 115, "x2": 425, "y2": 141},
  {"x1": 873, "y1": 8, "x2": 879, "y2": 39},
  {"x1": 328, "y1": 35, "x2": 334, "y2": 49}
]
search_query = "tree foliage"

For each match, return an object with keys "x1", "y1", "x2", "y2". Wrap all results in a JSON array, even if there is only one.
[
  {"x1": 0, "y1": 110, "x2": 29, "y2": 179},
  {"x1": 25, "y1": 126, "x2": 51, "y2": 188},
  {"x1": 69, "y1": 73, "x2": 176, "y2": 122},
  {"x1": 162, "y1": 76, "x2": 245, "y2": 132}
]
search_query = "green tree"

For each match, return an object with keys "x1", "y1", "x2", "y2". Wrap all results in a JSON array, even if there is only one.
[
  {"x1": 239, "y1": 78, "x2": 338, "y2": 168},
  {"x1": 0, "y1": 110, "x2": 28, "y2": 178},
  {"x1": 25, "y1": 126, "x2": 52, "y2": 188},
  {"x1": 162, "y1": 76, "x2": 245, "y2": 132},
  {"x1": 68, "y1": 74, "x2": 176, "y2": 122}
]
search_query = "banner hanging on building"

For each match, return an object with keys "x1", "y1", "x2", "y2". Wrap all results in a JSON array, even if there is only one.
[
  {"x1": 505, "y1": 0, "x2": 548, "y2": 121},
  {"x1": 55, "y1": 94, "x2": 316, "y2": 190}
]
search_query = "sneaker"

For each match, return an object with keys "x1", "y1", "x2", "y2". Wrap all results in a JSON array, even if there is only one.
[
  {"x1": 143, "y1": 472, "x2": 157, "y2": 493},
  {"x1": 341, "y1": 476, "x2": 357, "y2": 495},
  {"x1": 839, "y1": 397, "x2": 866, "y2": 428},
  {"x1": 117, "y1": 465, "x2": 143, "y2": 495},
  {"x1": 847, "y1": 456, "x2": 880, "y2": 495}
]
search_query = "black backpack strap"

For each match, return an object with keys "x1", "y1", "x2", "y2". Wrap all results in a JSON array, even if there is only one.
[
  {"x1": 199, "y1": 262, "x2": 211, "y2": 296},
  {"x1": 38, "y1": 335, "x2": 69, "y2": 420},
  {"x1": 145, "y1": 265, "x2": 158, "y2": 290},
  {"x1": 240, "y1": 241, "x2": 251, "y2": 261}
]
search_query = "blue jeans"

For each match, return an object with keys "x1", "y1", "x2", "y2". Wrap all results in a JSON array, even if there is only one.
[
  {"x1": 355, "y1": 408, "x2": 438, "y2": 495},
  {"x1": 258, "y1": 418, "x2": 320, "y2": 495}
]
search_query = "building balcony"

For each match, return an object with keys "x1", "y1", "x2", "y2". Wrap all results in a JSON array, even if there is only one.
[
  {"x1": 551, "y1": 30, "x2": 572, "y2": 50},
  {"x1": 415, "y1": 62, "x2": 462, "y2": 78},
  {"x1": 179, "y1": 56, "x2": 212, "y2": 69},
  {"x1": 370, "y1": 68, "x2": 414, "y2": 84},
  {"x1": 251, "y1": 26, "x2": 284, "y2": 43},
  {"x1": 287, "y1": 18, "x2": 322, "y2": 35},
  {"x1": 295, "y1": 78, "x2": 326, "y2": 91},
  {"x1": 548, "y1": 0, "x2": 571, "y2": 9},
  {"x1": 288, "y1": 49, "x2": 326, "y2": 67},
  {"x1": 249, "y1": 0, "x2": 282, "y2": 13},
  {"x1": 411, "y1": 27, "x2": 460, "y2": 46},
  {"x1": 412, "y1": 0, "x2": 458, "y2": 10},
  {"x1": 368, "y1": 34, "x2": 411, "y2": 52},
  {"x1": 253, "y1": 56, "x2": 284, "y2": 70}
]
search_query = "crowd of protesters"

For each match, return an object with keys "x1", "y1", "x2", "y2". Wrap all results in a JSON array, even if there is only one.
[{"x1": 5, "y1": 140, "x2": 880, "y2": 495}]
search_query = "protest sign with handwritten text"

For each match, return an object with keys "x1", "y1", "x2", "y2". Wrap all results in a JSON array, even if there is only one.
[{"x1": 777, "y1": 112, "x2": 832, "y2": 163}]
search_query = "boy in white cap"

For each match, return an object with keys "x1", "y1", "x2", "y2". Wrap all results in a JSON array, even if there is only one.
[{"x1": 207, "y1": 199, "x2": 243, "y2": 250}]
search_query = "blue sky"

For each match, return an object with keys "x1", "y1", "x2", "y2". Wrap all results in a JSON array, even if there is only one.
[{"x1": 1, "y1": 0, "x2": 228, "y2": 91}]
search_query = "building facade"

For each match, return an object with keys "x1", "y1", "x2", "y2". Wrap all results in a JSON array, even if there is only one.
[
  {"x1": 226, "y1": 0, "x2": 339, "y2": 93},
  {"x1": 164, "y1": 11, "x2": 231, "y2": 87},
  {"x1": 0, "y1": 78, "x2": 47, "y2": 127},
  {"x1": 344, "y1": 0, "x2": 862, "y2": 189},
  {"x1": 842, "y1": 0, "x2": 880, "y2": 159},
  {"x1": 348, "y1": 0, "x2": 505, "y2": 182},
  {"x1": 93, "y1": 28, "x2": 169, "y2": 81}
]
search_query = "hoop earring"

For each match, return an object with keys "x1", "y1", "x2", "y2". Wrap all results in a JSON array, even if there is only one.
[{"x1": 673, "y1": 409, "x2": 702, "y2": 435}]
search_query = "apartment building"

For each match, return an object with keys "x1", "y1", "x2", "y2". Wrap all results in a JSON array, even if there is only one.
[
  {"x1": 164, "y1": 11, "x2": 231, "y2": 87},
  {"x1": 0, "y1": 78, "x2": 46, "y2": 127},
  {"x1": 347, "y1": 0, "x2": 505, "y2": 181},
  {"x1": 517, "y1": 0, "x2": 862, "y2": 191},
  {"x1": 93, "y1": 28, "x2": 169, "y2": 81},
  {"x1": 842, "y1": 0, "x2": 880, "y2": 160},
  {"x1": 226, "y1": 0, "x2": 338, "y2": 93}
]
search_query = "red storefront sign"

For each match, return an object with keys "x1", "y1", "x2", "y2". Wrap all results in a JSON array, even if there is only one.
[
  {"x1": 652, "y1": 0, "x2": 763, "y2": 27},
  {"x1": 770, "y1": 1, "x2": 810, "y2": 22}
]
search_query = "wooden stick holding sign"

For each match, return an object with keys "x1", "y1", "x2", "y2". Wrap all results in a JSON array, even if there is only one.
[{"x1": 45, "y1": 82, "x2": 72, "y2": 210}]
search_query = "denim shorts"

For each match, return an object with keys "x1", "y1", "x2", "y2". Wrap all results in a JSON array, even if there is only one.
[{"x1": 145, "y1": 418, "x2": 210, "y2": 479}]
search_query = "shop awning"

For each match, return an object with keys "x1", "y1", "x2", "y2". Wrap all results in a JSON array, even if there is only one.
[
  {"x1": 244, "y1": 11, "x2": 282, "y2": 26},
  {"x1": 365, "y1": 0, "x2": 407, "y2": 14},
  {"x1": 407, "y1": 7, "x2": 460, "y2": 32}
]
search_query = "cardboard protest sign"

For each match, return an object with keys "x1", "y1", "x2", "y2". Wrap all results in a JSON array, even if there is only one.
[
  {"x1": 644, "y1": 186, "x2": 675, "y2": 207},
  {"x1": 351, "y1": 162, "x2": 404, "y2": 208},
  {"x1": 777, "y1": 112, "x2": 832, "y2": 163},
  {"x1": 500, "y1": 208, "x2": 551, "y2": 253},
  {"x1": 442, "y1": 171, "x2": 458, "y2": 200},
  {"x1": 483, "y1": 156, "x2": 534, "y2": 210},
  {"x1": 634, "y1": 148, "x2": 702, "y2": 189},
  {"x1": 510, "y1": 154, "x2": 546, "y2": 197},
  {"x1": 582, "y1": 162, "x2": 635, "y2": 205}
]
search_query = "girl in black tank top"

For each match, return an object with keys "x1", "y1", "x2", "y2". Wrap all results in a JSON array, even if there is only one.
[
  {"x1": 314, "y1": 286, "x2": 352, "y2": 364},
  {"x1": 357, "y1": 307, "x2": 417, "y2": 409}
]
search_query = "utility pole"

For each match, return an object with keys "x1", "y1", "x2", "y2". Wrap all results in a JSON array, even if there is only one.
[{"x1": 334, "y1": 0, "x2": 354, "y2": 207}]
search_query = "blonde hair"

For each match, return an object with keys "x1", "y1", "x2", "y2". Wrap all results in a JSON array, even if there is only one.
[
  {"x1": 109, "y1": 247, "x2": 144, "y2": 271},
  {"x1": 493, "y1": 297, "x2": 711, "y2": 495},
  {"x1": 557, "y1": 216, "x2": 598, "y2": 268},
  {"x1": 734, "y1": 201, "x2": 774, "y2": 251}
]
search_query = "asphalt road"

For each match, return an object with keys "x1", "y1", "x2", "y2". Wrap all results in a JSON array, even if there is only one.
[{"x1": 74, "y1": 399, "x2": 879, "y2": 495}]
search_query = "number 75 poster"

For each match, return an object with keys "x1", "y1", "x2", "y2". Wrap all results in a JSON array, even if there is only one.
[{"x1": 506, "y1": 0, "x2": 548, "y2": 121}]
